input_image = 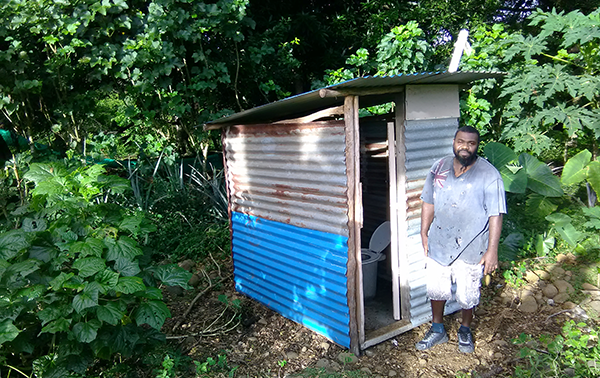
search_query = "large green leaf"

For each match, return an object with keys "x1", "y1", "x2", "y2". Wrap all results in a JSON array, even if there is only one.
[
  {"x1": 40, "y1": 318, "x2": 72, "y2": 334},
  {"x1": 29, "y1": 244, "x2": 57, "y2": 263},
  {"x1": 554, "y1": 223, "x2": 582, "y2": 247},
  {"x1": 70, "y1": 237, "x2": 104, "y2": 258},
  {"x1": 6, "y1": 259, "x2": 41, "y2": 279},
  {"x1": 119, "y1": 214, "x2": 143, "y2": 236},
  {"x1": 0, "y1": 229, "x2": 28, "y2": 260},
  {"x1": 526, "y1": 193, "x2": 558, "y2": 218},
  {"x1": 134, "y1": 300, "x2": 171, "y2": 330},
  {"x1": 32, "y1": 176, "x2": 70, "y2": 197},
  {"x1": 96, "y1": 302, "x2": 125, "y2": 326},
  {"x1": 119, "y1": 214, "x2": 157, "y2": 237},
  {"x1": 23, "y1": 163, "x2": 68, "y2": 185},
  {"x1": 519, "y1": 153, "x2": 564, "y2": 197},
  {"x1": 15, "y1": 284, "x2": 46, "y2": 300},
  {"x1": 73, "y1": 257, "x2": 105, "y2": 278},
  {"x1": 144, "y1": 287, "x2": 164, "y2": 300},
  {"x1": 587, "y1": 161, "x2": 600, "y2": 196},
  {"x1": 499, "y1": 165, "x2": 528, "y2": 194},
  {"x1": 561, "y1": 149, "x2": 591, "y2": 185},
  {"x1": 114, "y1": 258, "x2": 141, "y2": 277},
  {"x1": 484, "y1": 142, "x2": 517, "y2": 168},
  {"x1": 73, "y1": 286, "x2": 99, "y2": 313},
  {"x1": 73, "y1": 320, "x2": 101, "y2": 343},
  {"x1": 546, "y1": 213, "x2": 583, "y2": 247},
  {"x1": 95, "y1": 269, "x2": 119, "y2": 292},
  {"x1": 49, "y1": 272, "x2": 75, "y2": 291},
  {"x1": 104, "y1": 236, "x2": 143, "y2": 262},
  {"x1": 0, "y1": 319, "x2": 20, "y2": 345},
  {"x1": 152, "y1": 264, "x2": 192, "y2": 289},
  {"x1": 583, "y1": 206, "x2": 600, "y2": 229},
  {"x1": 582, "y1": 206, "x2": 600, "y2": 220},
  {"x1": 38, "y1": 304, "x2": 73, "y2": 326},
  {"x1": 100, "y1": 175, "x2": 131, "y2": 195},
  {"x1": 115, "y1": 276, "x2": 146, "y2": 294},
  {"x1": 22, "y1": 217, "x2": 47, "y2": 232},
  {"x1": 546, "y1": 212, "x2": 572, "y2": 226},
  {"x1": 535, "y1": 234, "x2": 555, "y2": 257}
]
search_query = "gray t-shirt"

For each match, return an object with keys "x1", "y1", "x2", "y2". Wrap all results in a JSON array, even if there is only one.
[{"x1": 420, "y1": 156, "x2": 506, "y2": 266}]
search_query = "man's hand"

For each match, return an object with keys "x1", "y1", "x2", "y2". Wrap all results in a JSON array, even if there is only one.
[
  {"x1": 420, "y1": 202, "x2": 434, "y2": 257},
  {"x1": 480, "y1": 214, "x2": 503, "y2": 275},
  {"x1": 479, "y1": 250, "x2": 498, "y2": 275}
]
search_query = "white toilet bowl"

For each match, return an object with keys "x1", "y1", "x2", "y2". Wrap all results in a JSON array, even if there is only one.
[{"x1": 362, "y1": 221, "x2": 391, "y2": 299}]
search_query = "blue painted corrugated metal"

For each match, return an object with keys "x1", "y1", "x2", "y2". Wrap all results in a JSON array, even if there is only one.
[
  {"x1": 403, "y1": 118, "x2": 462, "y2": 325},
  {"x1": 231, "y1": 211, "x2": 351, "y2": 347}
]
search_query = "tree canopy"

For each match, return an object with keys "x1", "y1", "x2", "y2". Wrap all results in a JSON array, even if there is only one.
[{"x1": 0, "y1": 0, "x2": 599, "y2": 159}]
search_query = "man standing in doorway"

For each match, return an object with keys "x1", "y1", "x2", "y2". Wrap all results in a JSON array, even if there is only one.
[{"x1": 415, "y1": 126, "x2": 506, "y2": 353}]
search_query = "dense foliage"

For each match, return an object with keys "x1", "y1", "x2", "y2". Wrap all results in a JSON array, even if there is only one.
[
  {"x1": 0, "y1": 160, "x2": 192, "y2": 376},
  {"x1": 1, "y1": 1, "x2": 600, "y2": 377}
]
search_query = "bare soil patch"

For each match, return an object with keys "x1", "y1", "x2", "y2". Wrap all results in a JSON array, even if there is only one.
[{"x1": 163, "y1": 258, "x2": 595, "y2": 377}]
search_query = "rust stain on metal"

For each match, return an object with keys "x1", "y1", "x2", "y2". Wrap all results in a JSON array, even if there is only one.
[{"x1": 229, "y1": 121, "x2": 345, "y2": 136}]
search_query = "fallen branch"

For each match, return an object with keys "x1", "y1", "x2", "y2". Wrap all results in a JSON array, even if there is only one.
[
  {"x1": 545, "y1": 309, "x2": 573, "y2": 322},
  {"x1": 171, "y1": 274, "x2": 231, "y2": 332}
]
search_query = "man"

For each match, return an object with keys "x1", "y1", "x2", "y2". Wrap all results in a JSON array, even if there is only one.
[{"x1": 415, "y1": 126, "x2": 506, "y2": 353}]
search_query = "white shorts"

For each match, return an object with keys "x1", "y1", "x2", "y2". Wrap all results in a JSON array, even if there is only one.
[{"x1": 425, "y1": 257, "x2": 484, "y2": 309}]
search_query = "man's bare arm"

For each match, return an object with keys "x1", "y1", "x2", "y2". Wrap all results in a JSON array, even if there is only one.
[
  {"x1": 420, "y1": 202, "x2": 434, "y2": 256},
  {"x1": 479, "y1": 214, "x2": 503, "y2": 275}
]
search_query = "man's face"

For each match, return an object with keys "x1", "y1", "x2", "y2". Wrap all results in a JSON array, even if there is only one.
[{"x1": 453, "y1": 131, "x2": 479, "y2": 167}]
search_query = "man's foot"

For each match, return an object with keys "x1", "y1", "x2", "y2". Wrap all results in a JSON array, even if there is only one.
[
  {"x1": 415, "y1": 327, "x2": 448, "y2": 350},
  {"x1": 458, "y1": 328, "x2": 475, "y2": 353}
]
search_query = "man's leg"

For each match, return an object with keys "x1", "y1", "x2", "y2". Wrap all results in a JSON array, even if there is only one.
[
  {"x1": 432, "y1": 300, "x2": 446, "y2": 323},
  {"x1": 415, "y1": 258, "x2": 451, "y2": 353},
  {"x1": 416, "y1": 300, "x2": 448, "y2": 350},
  {"x1": 454, "y1": 261, "x2": 483, "y2": 353},
  {"x1": 461, "y1": 307, "x2": 473, "y2": 328}
]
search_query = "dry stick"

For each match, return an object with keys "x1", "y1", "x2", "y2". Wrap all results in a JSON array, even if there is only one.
[
  {"x1": 167, "y1": 317, "x2": 241, "y2": 340},
  {"x1": 209, "y1": 251, "x2": 221, "y2": 277},
  {"x1": 545, "y1": 308, "x2": 575, "y2": 322},
  {"x1": 171, "y1": 274, "x2": 231, "y2": 332}
]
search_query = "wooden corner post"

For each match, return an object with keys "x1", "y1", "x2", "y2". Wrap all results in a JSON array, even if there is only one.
[{"x1": 344, "y1": 95, "x2": 363, "y2": 355}]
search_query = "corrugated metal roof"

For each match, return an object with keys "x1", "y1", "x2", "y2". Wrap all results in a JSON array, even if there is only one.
[{"x1": 205, "y1": 71, "x2": 505, "y2": 128}]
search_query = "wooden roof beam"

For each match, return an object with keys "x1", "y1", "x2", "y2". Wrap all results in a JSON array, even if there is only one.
[{"x1": 319, "y1": 86, "x2": 405, "y2": 98}]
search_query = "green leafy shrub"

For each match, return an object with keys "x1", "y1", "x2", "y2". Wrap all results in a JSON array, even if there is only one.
[
  {"x1": 0, "y1": 162, "x2": 191, "y2": 377},
  {"x1": 513, "y1": 320, "x2": 600, "y2": 377}
]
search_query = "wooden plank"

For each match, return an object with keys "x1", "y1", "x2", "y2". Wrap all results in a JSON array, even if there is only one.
[
  {"x1": 362, "y1": 319, "x2": 414, "y2": 350},
  {"x1": 320, "y1": 87, "x2": 405, "y2": 98},
  {"x1": 395, "y1": 92, "x2": 412, "y2": 320},
  {"x1": 387, "y1": 120, "x2": 400, "y2": 321},
  {"x1": 344, "y1": 95, "x2": 362, "y2": 356},
  {"x1": 273, "y1": 105, "x2": 344, "y2": 124}
]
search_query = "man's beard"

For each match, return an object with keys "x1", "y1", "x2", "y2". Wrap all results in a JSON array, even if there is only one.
[{"x1": 454, "y1": 148, "x2": 477, "y2": 167}]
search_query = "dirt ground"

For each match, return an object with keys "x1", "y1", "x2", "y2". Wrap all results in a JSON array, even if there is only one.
[{"x1": 162, "y1": 258, "x2": 593, "y2": 378}]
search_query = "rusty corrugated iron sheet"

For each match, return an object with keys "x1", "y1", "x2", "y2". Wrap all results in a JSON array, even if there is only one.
[
  {"x1": 403, "y1": 118, "x2": 462, "y2": 325},
  {"x1": 224, "y1": 122, "x2": 350, "y2": 237}
]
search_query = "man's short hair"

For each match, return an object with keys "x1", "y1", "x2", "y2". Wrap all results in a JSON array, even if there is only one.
[{"x1": 455, "y1": 126, "x2": 480, "y2": 143}]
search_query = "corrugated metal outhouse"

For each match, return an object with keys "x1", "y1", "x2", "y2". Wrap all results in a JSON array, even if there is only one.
[{"x1": 205, "y1": 71, "x2": 503, "y2": 355}]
